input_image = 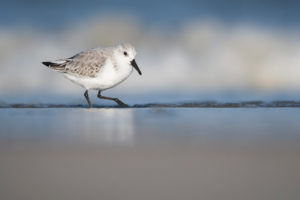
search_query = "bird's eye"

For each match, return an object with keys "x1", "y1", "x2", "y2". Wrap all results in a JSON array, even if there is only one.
[{"x1": 124, "y1": 51, "x2": 128, "y2": 56}]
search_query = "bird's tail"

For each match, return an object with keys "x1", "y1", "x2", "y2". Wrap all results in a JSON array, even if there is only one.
[{"x1": 42, "y1": 60, "x2": 67, "y2": 72}]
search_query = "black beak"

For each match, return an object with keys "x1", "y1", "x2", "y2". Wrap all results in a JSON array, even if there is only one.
[{"x1": 131, "y1": 59, "x2": 142, "y2": 75}]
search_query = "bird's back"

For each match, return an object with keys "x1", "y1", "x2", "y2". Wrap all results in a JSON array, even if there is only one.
[{"x1": 42, "y1": 47, "x2": 113, "y2": 78}]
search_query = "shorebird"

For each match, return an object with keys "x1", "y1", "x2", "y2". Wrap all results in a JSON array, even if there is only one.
[{"x1": 42, "y1": 44, "x2": 142, "y2": 108}]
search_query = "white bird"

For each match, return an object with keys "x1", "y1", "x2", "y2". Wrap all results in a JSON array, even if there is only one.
[{"x1": 42, "y1": 43, "x2": 142, "y2": 108}]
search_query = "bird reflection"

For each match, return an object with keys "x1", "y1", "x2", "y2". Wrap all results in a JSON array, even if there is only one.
[{"x1": 79, "y1": 109, "x2": 135, "y2": 145}]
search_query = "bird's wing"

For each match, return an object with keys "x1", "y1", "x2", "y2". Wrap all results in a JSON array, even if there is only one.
[{"x1": 65, "y1": 49, "x2": 108, "y2": 77}]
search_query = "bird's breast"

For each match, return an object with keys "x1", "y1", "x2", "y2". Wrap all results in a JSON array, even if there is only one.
[{"x1": 95, "y1": 61, "x2": 133, "y2": 89}]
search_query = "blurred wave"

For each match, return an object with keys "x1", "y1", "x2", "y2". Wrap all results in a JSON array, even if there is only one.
[
  {"x1": 1, "y1": 17, "x2": 300, "y2": 91},
  {"x1": 0, "y1": 1, "x2": 300, "y2": 102}
]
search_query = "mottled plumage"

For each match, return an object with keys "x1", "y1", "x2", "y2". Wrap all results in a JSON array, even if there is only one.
[{"x1": 46, "y1": 48, "x2": 114, "y2": 77}]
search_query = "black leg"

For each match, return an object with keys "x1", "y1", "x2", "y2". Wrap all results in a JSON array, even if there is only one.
[
  {"x1": 97, "y1": 90, "x2": 128, "y2": 107},
  {"x1": 84, "y1": 90, "x2": 92, "y2": 108}
]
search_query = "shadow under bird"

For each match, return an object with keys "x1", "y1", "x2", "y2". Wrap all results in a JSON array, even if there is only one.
[{"x1": 42, "y1": 43, "x2": 142, "y2": 108}]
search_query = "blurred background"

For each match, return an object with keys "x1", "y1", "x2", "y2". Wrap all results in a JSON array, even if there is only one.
[
  {"x1": 1, "y1": 1, "x2": 300, "y2": 200},
  {"x1": 1, "y1": 0, "x2": 300, "y2": 104}
]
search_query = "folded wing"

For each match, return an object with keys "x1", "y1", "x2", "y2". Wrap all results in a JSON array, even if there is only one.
[{"x1": 42, "y1": 49, "x2": 108, "y2": 78}]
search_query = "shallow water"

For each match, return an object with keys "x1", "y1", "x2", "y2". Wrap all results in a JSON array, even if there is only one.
[{"x1": 0, "y1": 107, "x2": 300, "y2": 200}]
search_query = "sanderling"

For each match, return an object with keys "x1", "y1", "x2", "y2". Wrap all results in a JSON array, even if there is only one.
[{"x1": 42, "y1": 43, "x2": 142, "y2": 108}]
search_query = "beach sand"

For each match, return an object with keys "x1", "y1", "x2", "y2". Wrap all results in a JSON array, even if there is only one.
[{"x1": 0, "y1": 107, "x2": 300, "y2": 200}]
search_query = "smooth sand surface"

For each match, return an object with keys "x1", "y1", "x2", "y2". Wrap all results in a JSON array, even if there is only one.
[{"x1": 0, "y1": 108, "x2": 300, "y2": 200}]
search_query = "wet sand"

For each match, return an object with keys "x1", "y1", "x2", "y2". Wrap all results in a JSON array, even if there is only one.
[
  {"x1": 1, "y1": 101, "x2": 300, "y2": 108},
  {"x1": 0, "y1": 107, "x2": 300, "y2": 200}
]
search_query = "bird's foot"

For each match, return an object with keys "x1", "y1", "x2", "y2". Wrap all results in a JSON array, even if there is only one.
[{"x1": 115, "y1": 99, "x2": 128, "y2": 107}]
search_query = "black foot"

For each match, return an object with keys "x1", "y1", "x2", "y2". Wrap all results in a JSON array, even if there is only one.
[
  {"x1": 115, "y1": 99, "x2": 128, "y2": 107},
  {"x1": 97, "y1": 90, "x2": 128, "y2": 107}
]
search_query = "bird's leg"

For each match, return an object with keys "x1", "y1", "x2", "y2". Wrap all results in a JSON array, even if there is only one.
[
  {"x1": 97, "y1": 90, "x2": 128, "y2": 107},
  {"x1": 84, "y1": 90, "x2": 92, "y2": 108}
]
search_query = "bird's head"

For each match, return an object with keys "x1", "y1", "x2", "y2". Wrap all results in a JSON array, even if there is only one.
[{"x1": 115, "y1": 43, "x2": 142, "y2": 75}]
